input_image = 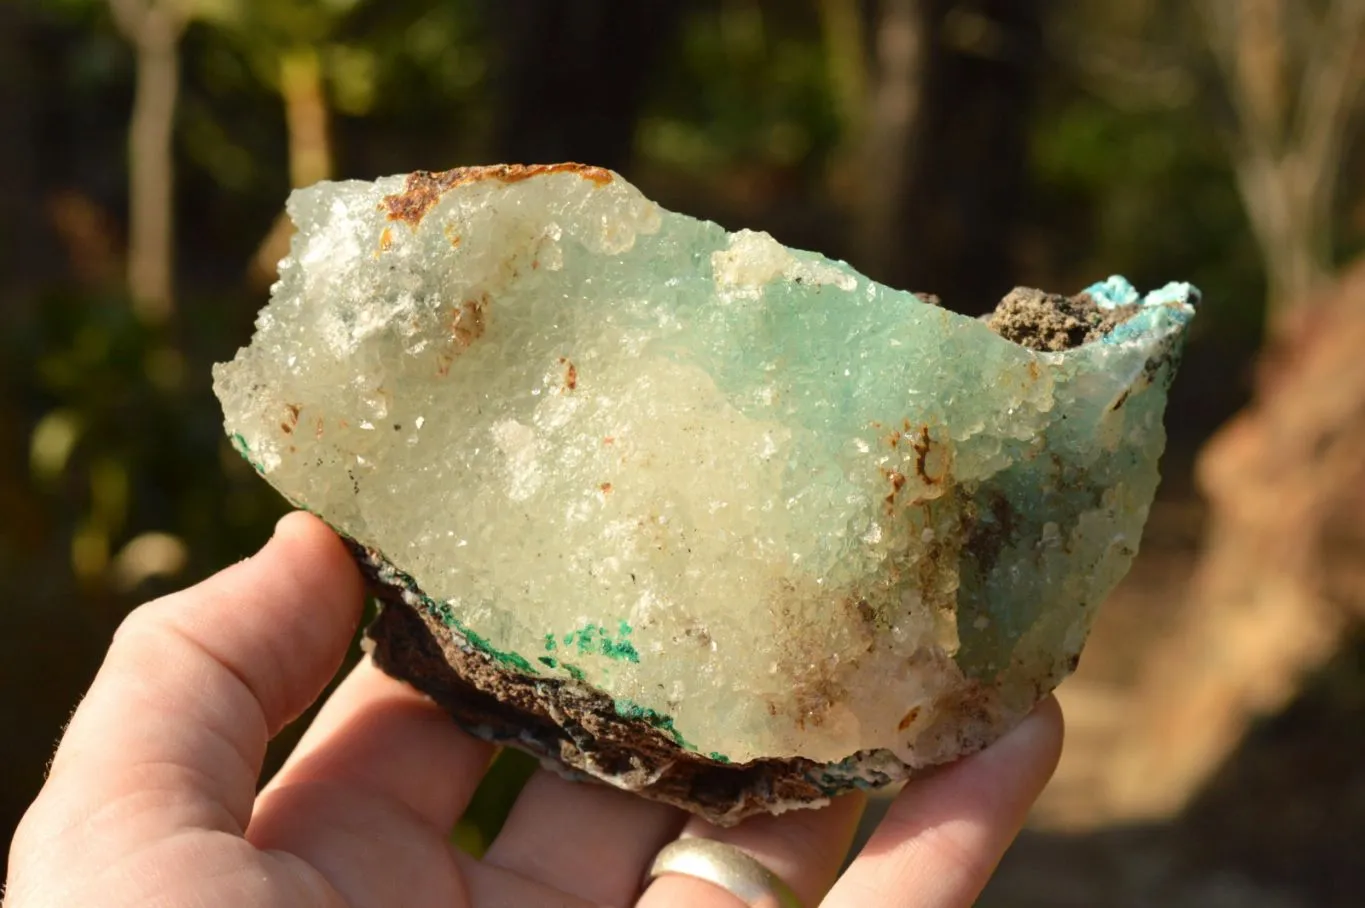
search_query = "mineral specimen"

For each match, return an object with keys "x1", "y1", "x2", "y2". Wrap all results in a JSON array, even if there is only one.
[{"x1": 213, "y1": 163, "x2": 1196, "y2": 823}]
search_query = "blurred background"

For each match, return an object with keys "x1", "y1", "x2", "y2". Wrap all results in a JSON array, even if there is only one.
[{"x1": 2, "y1": 0, "x2": 1364, "y2": 903}]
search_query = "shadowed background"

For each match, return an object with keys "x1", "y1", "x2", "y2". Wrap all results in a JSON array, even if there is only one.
[{"x1": 3, "y1": 1, "x2": 1365, "y2": 904}]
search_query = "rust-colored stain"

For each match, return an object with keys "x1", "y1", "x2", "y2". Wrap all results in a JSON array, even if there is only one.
[
  {"x1": 791, "y1": 675, "x2": 842, "y2": 731},
  {"x1": 911, "y1": 426, "x2": 947, "y2": 485},
  {"x1": 453, "y1": 293, "x2": 489, "y2": 349},
  {"x1": 1027, "y1": 360, "x2": 1041, "y2": 381},
  {"x1": 603, "y1": 436, "x2": 615, "y2": 445},
  {"x1": 898, "y1": 706, "x2": 921, "y2": 732},
  {"x1": 600, "y1": 482, "x2": 613, "y2": 495},
  {"x1": 382, "y1": 163, "x2": 614, "y2": 228},
  {"x1": 378, "y1": 227, "x2": 393, "y2": 252},
  {"x1": 881, "y1": 469, "x2": 907, "y2": 512},
  {"x1": 558, "y1": 357, "x2": 578, "y2": 391},
  {"x1": 281, "y1": 403, "x2": 301, "y2": 435},
  {"x1": 437, "y1": 293, "x2": 487, "y2": 377},
  {"x1": 853, "y1": 597, "x2": 875, "y2": 626}
]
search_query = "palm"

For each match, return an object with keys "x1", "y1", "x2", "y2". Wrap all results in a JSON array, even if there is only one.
[{"x1": 7, "y1": 514, "x2": 1061, "y2": 908}]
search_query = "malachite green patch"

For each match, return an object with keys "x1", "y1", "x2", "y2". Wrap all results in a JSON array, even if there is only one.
[
  {"x1": 452, "y1": 620, "x2": 536, "y2": 674},
  {"x1": 230, "y1": 433, "x2": 266, "y2": 474},
  {"x1": 562, "y1": 621, "x2": 640, "y2": 663},
  {"x1": 614, "y1": 698, "x2": 691, "y2": 749}
]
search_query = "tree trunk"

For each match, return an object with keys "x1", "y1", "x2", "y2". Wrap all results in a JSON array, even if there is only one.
[
  {"x1": 816, "y1": 0, "x2": 870, "y2": 136},
  {"x1": 110, "y1": 0, "x2": 186, "y2": 325},
  {"x1": 281, "y1": 49, "x2": 331, "y2": 189},
  {"x1": 1233, "y1": 152, "x2": 1333, "y2": 326},
  {"x1": 486, "y1": 0, "x2": 683, "y2": 173},
  {"x1": 250, "y1": 48, "x2": 333, "y2": 288},
  {"x1": 851, "y1": 0, "x2": 928, "y2": 283},
  {"x1": 850, "y1": 0, "x2": 1044, "y2": 310}
]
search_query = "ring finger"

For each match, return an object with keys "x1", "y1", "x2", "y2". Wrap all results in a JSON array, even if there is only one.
[{"x1": 637, "y1": 792, "x2": 867, "y2": 908}]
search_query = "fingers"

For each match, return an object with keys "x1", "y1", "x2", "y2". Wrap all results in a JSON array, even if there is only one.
[
  {"x1": 457, "y1": 850, "x2": 603, "y2": 908},
  {"x1": 245, "y1": 774, "x2": 473, "y2": 908},
  {"x1": 637, "y1": 792, "x2": 867, "y2": 908},
  {"x1": 248, "y1": 656, "x2": 679, "y2": 908},
  {"x1": 822, "y1": 696, "x2": 1064, "y2": 908},
  {"x1": 481, "y1": 769, "x2": 685, "y2": 905},
  {"x1": 252, "y1": 656, "x2": 496, "y2": 835},
  {"x1": 42, "y1": 512, "x2": 364, "y2": 835},
  {"x1": 244, "y1": 631, "x2": 507, "y2": 907}
]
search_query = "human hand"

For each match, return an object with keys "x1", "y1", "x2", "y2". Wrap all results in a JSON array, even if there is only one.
[{"x1": 6, "y1": 512, "x2": 1062, "y2": 907}]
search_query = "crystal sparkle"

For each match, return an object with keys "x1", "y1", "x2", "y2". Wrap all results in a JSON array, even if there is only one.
[{"x1": 213, "y1": 164, "x2": 1195, "y2": 822}]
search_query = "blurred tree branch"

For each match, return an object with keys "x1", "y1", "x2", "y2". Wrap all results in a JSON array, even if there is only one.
[
  {"x1": 1200, "y1": 0, "x2": 1365, "y2": 319},
  {"x1": 853, "y1": 0, "x2": 927, "y2": 281},
  {"x1": 249, "y1": 47, "x2": 332, "y2": 288},
  {"x1": 108, "y1": 0, "x2": 189, "y2": 325}
]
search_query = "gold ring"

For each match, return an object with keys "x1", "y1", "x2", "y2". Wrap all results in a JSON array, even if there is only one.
[{"x1": 647, "y1": 837, "x2": 803, "y2": 908}]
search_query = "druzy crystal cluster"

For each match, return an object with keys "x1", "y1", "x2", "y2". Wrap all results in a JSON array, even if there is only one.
[{"x1": 213, "y1": 164, "x2": 1195, "y2": 822}]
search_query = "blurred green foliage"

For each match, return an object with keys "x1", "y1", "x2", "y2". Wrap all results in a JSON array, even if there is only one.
[
  {"x1": 3, "y1": 0, "x2": 1363, "y2": 865},
  {"x1": 450, "y1": 749, "x2": 541, "y2": 858},
  {"x1": 639, "y1": 2, "x2": 842, "y2": 175},
  {"x1": 14, "y1": 290, "x2": 279, "y2": 566}
]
